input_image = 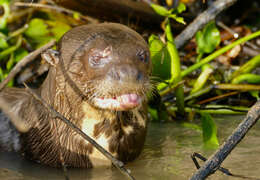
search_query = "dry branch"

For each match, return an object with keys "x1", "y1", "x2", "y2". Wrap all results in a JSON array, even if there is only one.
[
  {"x1": 14, "y1": 2, "x2": 98, "y2": 23},
  {"x1": 190, "y1": 100, "x2": 260, "y2": 179},
  {"x1": 175, "y1": 0, "x2": 238, "y2": 49}
]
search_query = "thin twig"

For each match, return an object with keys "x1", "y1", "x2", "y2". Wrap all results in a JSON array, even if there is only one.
[
  {"x1": 175, "y1": 0, "x2": 238, "y2": 49},
  {"x1": 217, "y1": 21, "x2": 260, "y2": 50},
  {"x1": 190, "y1": 100, "x2": 260, "y2": 179},
  {"x1": 215, "y1": 83, "x2": 260, "y2": 91},
  {"x1": 197, "y1": 91, "x2": 239, "y2": 105},
  {"x1": 0, "y1": 39, "x2": 56, "y2": 92},
  {"x1": 24, "y1": 83, "x2": 135, "y2": 180},
  {"x1": 14, "y1": 2, "x2": 98, "y2": 23}
]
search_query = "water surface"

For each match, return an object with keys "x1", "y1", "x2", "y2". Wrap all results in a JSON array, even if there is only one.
[{"x1": 1, "y1": 115, "x2": 260, "y2": 180}]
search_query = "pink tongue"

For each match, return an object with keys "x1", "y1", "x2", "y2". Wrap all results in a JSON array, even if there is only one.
[{"x1": 118, "y1": 94, "x2": 140, "y2": 108}]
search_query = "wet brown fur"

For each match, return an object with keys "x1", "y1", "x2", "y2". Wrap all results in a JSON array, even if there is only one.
[{"x1": 0, "y1": 23, "x2": 151, "y2": 168}]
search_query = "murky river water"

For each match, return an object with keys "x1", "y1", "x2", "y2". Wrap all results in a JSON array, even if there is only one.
[{"x1": 1, "y1": 115, "x2": 260, "y2": 180}]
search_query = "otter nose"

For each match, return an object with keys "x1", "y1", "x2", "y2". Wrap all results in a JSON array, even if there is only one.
[{"x1": 108, "y1": 65, "x2": 143, "y2": 82}]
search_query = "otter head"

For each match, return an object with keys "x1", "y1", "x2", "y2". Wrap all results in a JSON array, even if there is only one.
[{"x1": 42, "y1": 23, "x2": 151, "y2": 111}]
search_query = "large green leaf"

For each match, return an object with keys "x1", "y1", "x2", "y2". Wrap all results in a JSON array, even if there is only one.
[
  {"x1": 196, "y1": 21, "x2": 221, "y2": 54},
  {"x1": 201, "y1": 112, "x2": 219, "y2": 149},
  {"x1": 149, "y1": 34, "x2": 171, "y2": 80}
]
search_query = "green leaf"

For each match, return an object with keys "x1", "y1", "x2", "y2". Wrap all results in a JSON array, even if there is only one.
[
  {"x1": 176, "y1": 3, "x2": 186, "y2": 14},
  {"x1": 149, "y1": 34, "x2": 171, "y2": 80},
  {"x1": 24, "y1": 18, "x2": 50, "y2": 39},
  {"x1": 169, "y1": 16, "x2": 186, "y2": 25},
  {"x1": 150, "y1": 4, "x2": 170, "y2": 17},
  {"x1": 46, "y1": 21, "x2": 71, "y2": 40},
  {"x1": 148, "y1": 107, "x2": 159, "y2": 121},
  {"x1": 201, "y1": 112, "x2": 219, "y2": 149},
  {"x1": 196, "y1": 21, "x2": 221, "y2": 54}
]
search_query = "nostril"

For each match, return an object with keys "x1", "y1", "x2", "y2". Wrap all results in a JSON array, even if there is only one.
[{"x1": 137, "y1": 71, "x2": 143, "y2": 81}]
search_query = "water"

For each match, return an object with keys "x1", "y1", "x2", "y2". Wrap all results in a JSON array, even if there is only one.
[{"x1": 1, "y1": 115, "x2": 260, "y2": 180}]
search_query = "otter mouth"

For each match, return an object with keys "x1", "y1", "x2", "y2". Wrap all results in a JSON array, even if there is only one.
[{"x1": 93, "y1": 93, "x2": 142, "y2": 111}]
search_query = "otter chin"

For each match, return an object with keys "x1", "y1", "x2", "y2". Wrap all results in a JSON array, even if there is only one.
[{"x1": 0, "y1": 23, "x2": 152, "y2": 168}]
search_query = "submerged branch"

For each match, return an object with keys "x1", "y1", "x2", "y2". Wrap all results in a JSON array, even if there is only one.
[{"x1": 190, "y1": 100, "x2": 260, "y2": 179}]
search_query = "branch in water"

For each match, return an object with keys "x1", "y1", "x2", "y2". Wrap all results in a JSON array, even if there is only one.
[{"x1": 190, "y1": 100, "x2": 260, "y2": 179}]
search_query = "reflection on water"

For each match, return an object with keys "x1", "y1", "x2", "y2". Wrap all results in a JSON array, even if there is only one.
[{"x1": 1, "y1": 115, "x2": 260, "y2": 180}]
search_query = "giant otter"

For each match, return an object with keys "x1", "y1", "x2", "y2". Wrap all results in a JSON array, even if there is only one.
[{"x1": 0, "y1": 23, "x2": 152, "y2": 168}]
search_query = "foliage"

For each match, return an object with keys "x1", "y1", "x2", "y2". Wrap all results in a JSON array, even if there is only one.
[
  {"x1": 201, "y1": 113, "x2": 219, "y2": 149},
  {"x1": 149, "y1": 3, "x2": 186, "y2": 116},
  {"x1": 0, "y1": 1, "x2": 72, "y2": 84},
  {"x1": 150, "y1": 3, "x2": 260, "y2": 148},
  {"x1": 195, "y1": 21, "x2": 221, "y2": 54}
]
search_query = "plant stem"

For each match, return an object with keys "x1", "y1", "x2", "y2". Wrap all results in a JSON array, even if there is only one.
[
  {"x1": 230, "y1": 54, "x2": 260, "y2": 80},
  {"x1": 215, "y1": 83, "x2": 260, "y2": 91},
  {"x1": 165, "y1": 20, "x2": 185, "y2": 115},
  {"x1": 168, "y1": 105, "x2": 247, "y2": 114},
  {"x1": 231, "y1": 74, "x2": 260, "y2": 84}
]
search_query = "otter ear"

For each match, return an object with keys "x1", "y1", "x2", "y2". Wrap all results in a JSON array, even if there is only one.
[{"x1": 41, "y1": 49, "x2": 60, "y2": 67}]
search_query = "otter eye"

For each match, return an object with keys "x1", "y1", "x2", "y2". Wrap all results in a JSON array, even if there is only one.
[
  {"x1": 89, "y1": 54, "x2": 102, "y2": 66},
  {"x1": 89, "y1": 46, "x2": 112, "y2": 68},
  {"x1": 137, "y1": 50, "x2": 149, "y2": 63}
]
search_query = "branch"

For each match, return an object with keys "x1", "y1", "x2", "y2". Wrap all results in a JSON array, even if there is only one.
[
  {"x1": 190, "y1": 100, "x2": 260, "y2": 179},
  {"x1": 24, "y1": 84, "x2": 136, "y2": 180},
  {"x1": 175, "y1": 0, "x2": 238, "y2": 49},
  {"x1": 0, "y1": 40, "x2": 56, "y2": 91},
  {"x1": 14, "y1": 2, "x2": 98, "y2": 23}
]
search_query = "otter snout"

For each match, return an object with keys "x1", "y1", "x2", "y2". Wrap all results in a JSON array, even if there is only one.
[{"x1": 107, "y1": 64, "x2": 144, "y2": 83}]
